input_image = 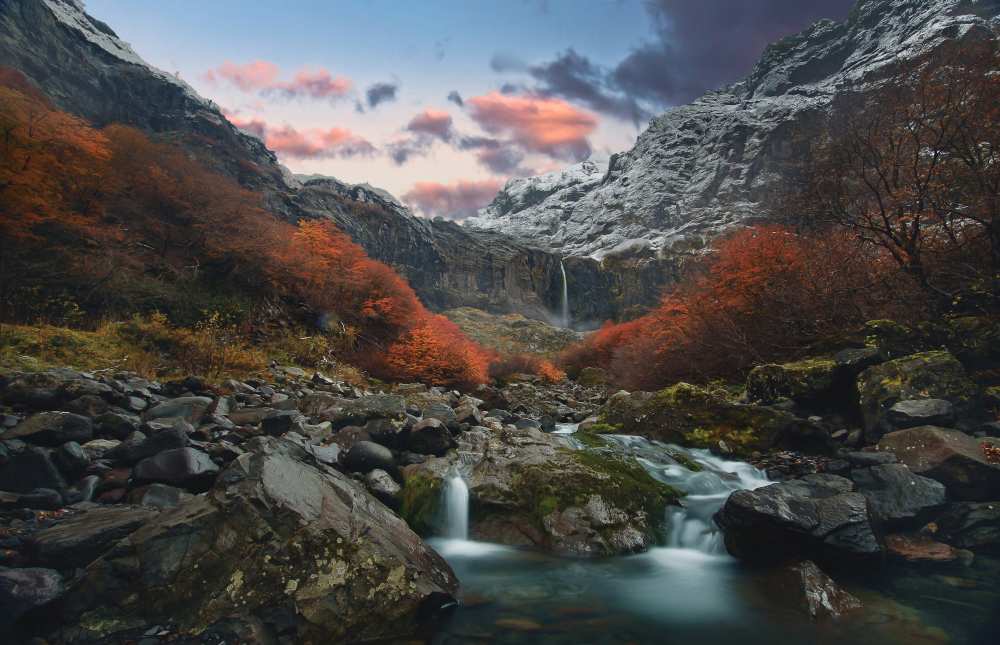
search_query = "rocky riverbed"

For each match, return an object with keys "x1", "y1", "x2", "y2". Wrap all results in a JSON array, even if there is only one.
[{"x1": 2, "y1": 322, "x2": 1000, "y2": 642}]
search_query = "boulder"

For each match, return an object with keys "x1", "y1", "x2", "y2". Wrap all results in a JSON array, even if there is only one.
[
  {"x1": 858, "y1": 351, "x2": 978, "y2": 441},
  {"x1": 408, "y1": 418, "x2": 455, "y2": 456},
  {"x1": 1, "y1": 412, "x2": 92, "y2": 447},
  {"x1": 850, "y1": 464, "x2": 946, "y2": 526},
  {"x1": 715, "y1": 474, "x2": 881, "y2": 562},
  {"x1": 0, "y1": 566, "x2": 64, "y2": 629},
  {"x1": 364, "y1": 418, "x2": 408, "y2": 449},
  {"x1": 745, "y1": 358, "x2": 838, "y2": 406},
  {"x1": 94, "y1": 411, "x2": 138, "y2": 439},
  {"x1": 28, "y1": 505, "x2": 159, "y2": 570},
  {"x1": 126, "y1": 483, "x2": 189, "y2": 509},
  {"x1": 763, "y1": 560, "x2": 862, "y2": 619},
  {"x1": 260, "y1": 410, "x2": 304, "y2": 436},
  {"x1": 878, "y1": 426, "x2": 1000, "y2": 501},
  {"x1": 53, "y1": 441, "x2": 90, "y2": 479},
  {"x1": 365, "y1": 468, "x2": 402, "y2": 508},
  {"x1": 887, "y1": 399, "x2": 955, "y2": 429},
  {"x1": 453, "y1": 402, "x2": 482, "y2": 427},
  {"x1": 133, "y1": 448, "x2": 219, "y2": 492},
  {"x1": 601, "y1": 383, "x2": 831, "y2": 457},
  {"x1": 326, "y1": 394, "x2": 406, "y2": 429},
  {"x1": 884, "y1": 533, "x2": 972, "y2": 564},
  {"x1": 50, "y1": 437, "x2": 458, "y2": 643},
  {"x1": 105, "y1": 425, "x2": 189, "y2": 465},
  {"x1": 143, "y1": 396, "x2": 213, "y2": 425},
  {"x1": 845, "y1": 450, "x2": 897, "y2": 467},
  {"x1": 421, "y1": 402, "x2": 458, "y2": 428},
  {"x1": 342, "y1": 440, "x2": 396, "y2": 474},
  {"x1": 934, "y1": 502, "x2": 1000, "y2": 552},
  {"x1": 0, "y1": 447, "x2": 67, "y2": 495}
]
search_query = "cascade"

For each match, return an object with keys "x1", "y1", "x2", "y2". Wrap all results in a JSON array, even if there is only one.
[
  {"x1": 442, "y1": 470, "x2": 469, "y2": 540},
  {"x1": 559, "y1": 260, "x2": 570, "y2": 328}
]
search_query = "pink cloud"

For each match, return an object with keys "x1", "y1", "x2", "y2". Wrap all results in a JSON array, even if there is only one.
[
  {"x1": 205, "y1": 61, "x2": 352, "y2": 101},
  {"x1": 221, "y1": 110, "x2": 373, "y2": 159},
  {"x1": 402, "y1": 179, "x2": 504, "y2": 221},
  {"x1": 467, "y1": 91, "x2": 597, "y2": 161},
  {"x1": 204, "y1": 60, "x2": 279, "y2": 91},
  {"x1": 406, "y1": 108, "x2": 453, "y2": 140}
]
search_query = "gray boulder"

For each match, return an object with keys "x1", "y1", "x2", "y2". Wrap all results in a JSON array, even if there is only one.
[
  {"x1": 408, "y1": 418, "x2": 455, "y2": 456},
  {"x1": 342, "y1": 440, "x2": 396, "y2": 474},
  {"x1": 365, "y1": 468, "x2": 402, "y2": 508},
  {"x1": 935, "y1": 502, "x2": 1000, "y2": 553},
  {"x1": 28, "y1": 505, "x2": 159, "y2": 570},
  {"x1": 1, "y1": 412, "x2": 92, "y2": 446},
  {"x1": 105, "y1": 425, "x2": 189, "y2": 465},
  {"x1": 133, "y1": 447, "x2": 219, "y2": 492},
  {"x1": 878, "y1": 426, "x2": 1000, "y2": 501},
  {"x1": 715, "y1": 474, "x2": 881, "y2": 561},
  {"x1": 850, "y1": 463, "x2": 946, "y2": 525},
  {"x1": 144, "y1": 396, "x2": 213, "y2": 425},
  {"x1": 51, "y1": 437, "x2": 458, "y2": 643},
  {"x1": 0, "y1": 447, "x2": 67, "y2": 495},
  {"x1": 0, "y1": 566, "x2": 64, "y2": 629},
  {"x1": 888, "y1": 399, "x2": 955, "y2": 429},
  {"x1": 53, "y1": 441, "x2": 90, "y2": 479}
]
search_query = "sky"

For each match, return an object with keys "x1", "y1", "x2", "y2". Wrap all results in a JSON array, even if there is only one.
[{"x1": 85, "y1": 0, "x2": 856, "y2": 220}]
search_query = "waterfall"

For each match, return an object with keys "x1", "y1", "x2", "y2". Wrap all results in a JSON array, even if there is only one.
[
  {"x1": 598, "y1": 435, "x2": 770, "y2": 554},
  {"x1": 559, "y1": 260, "x2": 570, "y2": 328},
  {"x1": 442, "y1": 471, "x2": 470, "y2": 540}
]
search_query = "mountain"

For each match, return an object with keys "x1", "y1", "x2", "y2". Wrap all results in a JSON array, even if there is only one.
[
  {"x1": 467, "y1": 0, "x2": 1000, "y2": 258},
  {"x1": 0, "y1": 0, "x2": 669, "y2": 324}
]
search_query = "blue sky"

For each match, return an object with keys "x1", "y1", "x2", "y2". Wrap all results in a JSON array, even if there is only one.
[{"x1": 84, "y1": 0, "x2": 854, "y2": 218}]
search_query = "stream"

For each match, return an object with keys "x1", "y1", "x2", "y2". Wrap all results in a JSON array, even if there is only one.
[{"x1": 425, "y1": 427, "x2": 1000, "y2": 644}]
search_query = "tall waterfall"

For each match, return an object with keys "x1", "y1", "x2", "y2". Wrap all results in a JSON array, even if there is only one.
[
  {"x1": 559, "y1": 260, "x2": 570, "y2": 328},
  {"x1": 442, "y1": 471, "x2": 470, "y2": 540}
]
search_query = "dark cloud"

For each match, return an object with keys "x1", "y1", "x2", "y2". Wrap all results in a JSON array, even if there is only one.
[
  {"x1": 447, "y1": 90, "x2": 464, "y2": 107},
  {"x1": 457, "y1": 136, "x2": 534, "y2": 175},
  {"x1": 406, "y1": 109, "x2": 453, "y2": 141},
  {"x1": 365, "y1": 82, "x2": 398, "y2": 109},
  {"x1": 490, "y1": 0, "x2": 855, "y2": 122},
  {"x1": 403, "y1": 179, "x2": 504, "y2": 221}
]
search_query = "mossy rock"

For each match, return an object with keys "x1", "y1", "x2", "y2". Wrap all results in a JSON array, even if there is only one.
[
  {"x1": 864, "y1": 320, "x2": 938, "y2": 359},
  {"x1": 600, "y1": 383, "x2": 831, "y2": 457},
  {"x1": 857, "y1": 350, "x2": 980, "y2": 441},
  {"x1": 745, "y1": 358, "x2": 838, "y2": 405},
  {"x1": 398, "y1": 473, "x2": 443, "y2": 536}
]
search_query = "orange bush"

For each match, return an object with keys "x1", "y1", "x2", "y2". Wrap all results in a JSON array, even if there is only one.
[
  {"x1": 489, "y1": 353, "x2": 566, "y2": 384},
  {"x1": 560, "y1": 226, "x2": 912, "y2": 390},
  {"x1": 383, "y1": 314, "x2": 491, "y2": 389}
]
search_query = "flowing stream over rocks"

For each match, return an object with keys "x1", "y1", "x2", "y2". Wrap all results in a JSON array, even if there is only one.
[{"x1": 426, "y1": 427, "x2": 998, "y2": 644}]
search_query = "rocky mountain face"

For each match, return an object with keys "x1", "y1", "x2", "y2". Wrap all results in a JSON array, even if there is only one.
[
  {"x1": 0, "y1": 0, "x2": 664, "y2": 324},
  {"x1": 467, "y1": 0, "x2": 1000, "y2": 259}
]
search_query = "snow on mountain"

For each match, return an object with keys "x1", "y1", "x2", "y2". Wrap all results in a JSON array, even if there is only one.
[{"x1": 467, "y1": 0, "x2": 1000, "y2": 258}]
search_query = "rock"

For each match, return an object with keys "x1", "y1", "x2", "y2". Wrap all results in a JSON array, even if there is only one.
[
  {"x1": 745, "y1": 358, "x2": 838, "y2": 406},
  {"x1": 453, "y1": 402, "x2": 482, "y2": 427},
  {"x1": 834, "y1": 346, "x2": 883, "y2": 372},
  {"x1": 857, "y1": 351, "x2": 978, "y2": 442},
  {"x1": 421, "y1": 402, "x2": 458, "y2": 428},
  {"x1": 0, "y1": 566, "x2": 64, "y2": 629},
  {"x1": 29, "y1": 506, "x2": 159, "y2": 569},
  {"x1": 365, "y1": 469, "x2": 402, "y2": 507},
  {"x1": 51, "y1": 437, "x2": 458, "y2": 643},
  {"x1": 888, "y1": 399, "x2": 955, "y2": 429},
  {"x1": 19, "y1": 488, "x2": 64, "y2": 510},
  {"x1": 105, "y1": 425, "x2": 189, "y2": 465},
  {"x1": 342, "y1": 440, "x2": 396, "y2": 474},
  {"x1": 408, "y1": 418, "x2": 455, "y2": 456},
  {"x1": 53, "y1": 441, "x2": 90, "y2": 479},
  {"x1": 846, "y1": 451, "x2": 897, "y2": 467},
  {"x1": 126, "y1": 483, "x2": 189, "y2": 509},
  {"x1": 934, "y1": 502, "x2": 1000, "y2": 552},
  {"x1": 0, "y1": 447, "x2": 67, "y2": 495},
  {"x1": 715, "y1": 474, "x2": 881, "y2": 561},
  {"x1": 402, "y1": 427, "x2": 679, "y2": 556},
  {"x1": 261, "y1": 410, "x2": 304, "y2": 436},
  {"x1": 1, "y1": 412, "x2": 92, "y2": 447},
  {"x1": 850, "y1": 464, "x2": 945, "y2": 526},
  {"x1": 878, "y1": 426, "x2": 1000, "y2": 501},
  {"x1": 602, "y1": 383, "x2": 831, "y2": 457},
  {"x1": 884, "y1": 533, "x2": 972, "y2": 564},
  {"x1": 364, "y1": 418, "x2": 408, "y2": 449},
  {"x1": 143, "y1": 396, "x2": 213, "y2": 425},
  {"x1": 80, "y1": 438, "x2": 121, "y2": 460},
  {"x1": 94, "y1": 411, "x2": 138, "y2": 439},
  {"x1": 133, "y1": 448, "x2": 219, "y2": 492},
  {"x1": 765, "y1": 560, "x2": 862, "y2": 619},
  {"x1": 64, "y1": 394, "x2": 109, "y2": 417},
  {"x1": 327, "y1": 394, "x2": 406, "y2": 429}
]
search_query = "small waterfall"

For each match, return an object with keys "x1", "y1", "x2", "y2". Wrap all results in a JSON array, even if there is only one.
[
  {"x1": 599, "y1": 435, "x2": 770, "y2": 554},
  {"x1": 559, "y1": 260, "x2": 570, "y2": 328},
  {"x1": 442, "y1": 471, "x2": 470, "y2": 540}
]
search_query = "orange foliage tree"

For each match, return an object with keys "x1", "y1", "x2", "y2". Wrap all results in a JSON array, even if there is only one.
[{"x1": 383, "y1": 314, "x2": 491, "y2": 389}]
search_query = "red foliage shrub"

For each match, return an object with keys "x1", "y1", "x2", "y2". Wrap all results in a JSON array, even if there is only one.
[
  {"x1": 489, "y1": 353, "x2": 566, "y2": 384},
  {"x1": 560, "y1": 225, "x2": 913, "y2": 390},
  {"x1": 383, "y1": 314, "x2": 491, "y2": 389}
]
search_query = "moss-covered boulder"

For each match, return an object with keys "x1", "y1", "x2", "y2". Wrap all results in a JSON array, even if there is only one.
[
  {"x1": 402, "y1": 427, "x2": 680, "y2": 556},
  {"x1": 864, "y1": 320, "x2": 937, "y2": 360},
  {"x1": 745, "y1": 358, "x2": 838, "y2": 406},
  {"x1": 600, "y1": 383, "x2": 831, "y2": 457},
  {"x1": 857, "y1": 351, "x2": 980, "y2": 441}
]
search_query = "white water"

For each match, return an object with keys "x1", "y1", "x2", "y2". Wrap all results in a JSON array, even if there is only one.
[
  {"x1": 600, "y1": 435, "x2": 771, "y2": 554},
  {"x1": 442, "y1": 471, "x2": 470, "y2": 540},
  {"x1": 559, "y1": 260, "x2": 570, "y2": 328}
]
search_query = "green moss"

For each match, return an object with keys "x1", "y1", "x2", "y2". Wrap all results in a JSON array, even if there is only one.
[
  {"x1": 585, "y1": 422, "x2": 621, "y2": 434},
  {"x1": 398, "y1": 474, "x2": 442, "y2": 536},
  {"x1": 666, "y1": 450, "x2": 703, "y2": 472}
]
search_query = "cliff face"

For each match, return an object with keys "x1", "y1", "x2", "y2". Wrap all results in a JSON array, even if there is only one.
[
  {"x1": 467, "y1": 0, "x2": 1000, "y2": 258},
  {"x1": 0, "y1": 0, "x2": 661, "y2": 324}
]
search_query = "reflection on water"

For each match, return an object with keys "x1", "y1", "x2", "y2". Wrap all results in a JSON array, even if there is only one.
[{"x1": 426, "y1": 434, "x2": 999, "y2": 644}]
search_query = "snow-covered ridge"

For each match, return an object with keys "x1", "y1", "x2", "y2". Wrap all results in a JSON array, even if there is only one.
[{"x1": 467, "y1": 0, "x2": 1000, "y2": 258}]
